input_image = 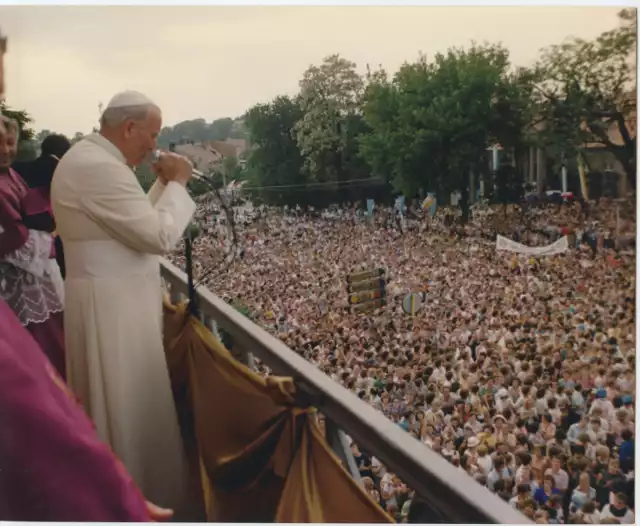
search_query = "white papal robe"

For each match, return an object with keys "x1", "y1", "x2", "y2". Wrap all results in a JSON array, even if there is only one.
[{"x1": 50, "y1": 134, "x2": 196, "y2": 510}]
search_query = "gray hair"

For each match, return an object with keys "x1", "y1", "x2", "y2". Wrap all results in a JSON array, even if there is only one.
[
  {"x1": 0, "y1": 116, "x2": 19, "y2": 138},
  {"x1": 100, "y1": 103, "x2": 158, "y2": 128}
]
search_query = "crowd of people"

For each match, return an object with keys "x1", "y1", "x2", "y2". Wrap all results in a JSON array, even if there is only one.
[{"x1": 173, "y1": 194, "x2": 636, "y2": 524}]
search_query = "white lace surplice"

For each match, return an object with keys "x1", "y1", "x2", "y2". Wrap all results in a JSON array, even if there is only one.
[{"x1": 0, "y1": 227, "x2": 64, "y2": 326}]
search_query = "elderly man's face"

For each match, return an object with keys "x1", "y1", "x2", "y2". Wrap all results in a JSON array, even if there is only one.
[
  {"x1": 122, "y1": 106, "x2": 162, "y2": 167},
  {"x1": 0, "y1": 120, "x2": 17, "y2": 170}
]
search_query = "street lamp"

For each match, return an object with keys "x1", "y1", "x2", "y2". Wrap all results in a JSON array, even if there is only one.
[{"x1": 485, "y1": 143, "x2": 504, "y2": 198}]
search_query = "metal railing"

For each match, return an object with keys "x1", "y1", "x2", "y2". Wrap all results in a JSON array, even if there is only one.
[{"x1": 160, "y1": 258, "x2": 529, "y2": 524}]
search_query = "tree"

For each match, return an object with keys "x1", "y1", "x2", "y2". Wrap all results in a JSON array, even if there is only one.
[
  {"x1": 209, "y1": 118, "x2": 234, "y2": 141},
  {"x1": 221, "y1": 155, "x2": 240, "y2": 185},
  {"x1": 490, "y1": 67, "x2": 537, "y2": 159},
  {"x1": 158, "y1": 118, "x2": 209, "y2": 147},
  {"x1": 360, "y1": 44, "x2": 526, "y2": 219},
  {"x1": 244, "y1": 95, "x2": 305, "y2": 205},
  {"x1": 228, "y1": 118, "x2": 248, "y2": 140},
  {"x1": 358, "y1": 66, "x2": 398, "y2": 186},
  {"x1": 156, "y1": 116, "x2": 246, "y2": 149},
  {"x1": 293, "y1": 54, "x2": 367, "y2": 183},
  {"x1": 495, "y1": 164, "x2": 524, "y2": 215},
  {"x1": 0, "y1": 101, "x2": 35, "y2": 141},
  {"x1": 535, "y1": 9, "x2": 637, "y2": 186},
  {"x1": 71, "y1": 131, "x2": 85, "y2": 145},
  {"x1": 35, "y1": 129, "x2": 53, "y2": 144}
]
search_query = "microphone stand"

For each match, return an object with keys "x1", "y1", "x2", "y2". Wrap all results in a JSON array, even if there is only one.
[
  {"x1": 150, "y1": 150, "x2": 237, "y2": 319},
  {"x1": 180, "y1": 170, "x2": 238, "y2": 320},
  {"x1": 184, "y1": 223, "x2": 199, "y2": 317}
]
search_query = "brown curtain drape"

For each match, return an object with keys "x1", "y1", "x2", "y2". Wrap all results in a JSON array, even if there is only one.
[{"x1": 163, "y1": 298, "x2": 393, "y2": 523}]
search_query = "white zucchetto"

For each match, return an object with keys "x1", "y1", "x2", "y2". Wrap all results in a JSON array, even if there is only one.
[{"x1": 105, "y1": 90, "x2": 156, "y2": 109}]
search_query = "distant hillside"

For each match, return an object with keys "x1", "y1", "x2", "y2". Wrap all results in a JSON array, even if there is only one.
[{"x1": 157, "y1": 116, "x2": 247, "y2": 149}]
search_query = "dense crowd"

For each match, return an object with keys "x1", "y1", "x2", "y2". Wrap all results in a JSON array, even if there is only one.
[{"x1": 171, "y1": 196, "x2": 636, "y2": 524}]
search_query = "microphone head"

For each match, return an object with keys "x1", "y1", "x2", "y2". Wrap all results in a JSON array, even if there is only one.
[{"x1": 148, "y1": 149, "x2": 203, "y2": 180}]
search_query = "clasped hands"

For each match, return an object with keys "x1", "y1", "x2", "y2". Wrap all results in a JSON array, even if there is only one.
[{"x1": 151, "y1": 151, "x2": 193, "y2": 187}]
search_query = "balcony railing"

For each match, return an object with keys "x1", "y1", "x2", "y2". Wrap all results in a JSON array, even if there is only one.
[{"x1": 160, "y1": 258, "x2": 529, "y2": 524}]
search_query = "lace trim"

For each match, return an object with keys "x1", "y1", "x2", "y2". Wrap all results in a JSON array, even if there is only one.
[
  {"x1": 0, "y1": 261, "x2": 64, "y2": 326},
  {"x1": 0, "y1": 228, "x2": 52, "y2": 278}
]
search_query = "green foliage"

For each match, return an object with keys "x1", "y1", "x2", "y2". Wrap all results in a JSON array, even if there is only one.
[
  {"x1": 157, "y1": 116, "x2": 246, "y2": 148},
  {"x1": 1, "y1": 101, "x2": 38, "y2": 161},
  {"x1": 229, "y1": 118, "x2": 248, "y2": 140},
  {"x1": 209, "y1": 118, "x2": 234, "y2": 141},
  {"x1": 495, "y1": 164, "x2": 524, "y2": 207},
  {"x1": 358, "y1": 66, "x2": 398, "y2": 186},
  {"x1": 20, "y1": 12, "x2": 635, "y2": 205},
  {"x1": 360, "y1": 44, "x2": 530, "y2": 208},
  {"x1": 222, "y1": 155, "x2": 241, "y2": 183},
  {"x1": 244, "y1": 95, "x2": 306, "y2": 205},
  {"x1": 491, "y1": 67, "x2": 537, "y2": 153},
  {"x1": 35, "y1": 129, "x2": 53, "y2": 144},
  {"x1": 14, "y1": 140, "x2": 38, "y2": 162},
  {"x1": 293, "y1": 54, "x2": 369, "y2": 183},
  {"x1": 233, "y1": 303, "x2": 251, "y2": 318},
  {"x1": 535, "y1": 9, "x2": 637, "y2": 185},
  {"x1": 187, "y1": 177, "x2": 214, "y2": 196},
  {"x1": 187, "y1": 223, "x2": 201, "y2": 240},
  {"x1": 0, "y1": 101, "x2": 35, "y2": 141}
]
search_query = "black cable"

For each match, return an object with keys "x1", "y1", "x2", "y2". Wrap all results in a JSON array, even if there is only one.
[
  {"x1": 182, "y1": 172, "x2": 241, "y2": 290},
  {"x1": 244, "y1": 180, "x2": 384, "y2": 194},
  {"x1": 242, "y1": 177, "x2": 383, "y2": 191},
  {"x1": 184, "y1": 228, "x2": 198, "y2": 316},
  {"x1": 194, "y1": 183, "x2": 240, "y2": 288}
]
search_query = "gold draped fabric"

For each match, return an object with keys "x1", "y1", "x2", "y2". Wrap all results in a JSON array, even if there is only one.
[{"x1": 163, "y1": 298, "x2": 393, "y2": 523}]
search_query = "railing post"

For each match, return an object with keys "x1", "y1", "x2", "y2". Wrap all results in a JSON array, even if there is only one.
[
  {"x1": 168, "y1": 282, "x2": 183, "y2": 305},
  {"x1": 325, "y1": 417, "x2": 361, "y2": 484},
  {"x1": 204, "y1": 315, "x2": 219, "y2": 340},
  {"x1": 203, "y1": 314, "x2": 255, "y2": 369},
  {"x1": 229, "y1": 344, "x2": 256, "y2": 371}
]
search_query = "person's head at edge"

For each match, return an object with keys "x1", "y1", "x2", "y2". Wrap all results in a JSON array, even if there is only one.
[
  {"x1": 99, "y1": 90, "x2": 162, "y2": 168},
  {"x1": 0, "y1": 117, "x2": 18, "y2": 173},
  {"x1": 0, "y1": 27, "x2": 5, "y2": 99},
  {"x1": 41, "y1": 133, "x2": 71, "y2": 160},
  {"x1": 0, "y1": 26, "x2": 12, "y2": 158}
]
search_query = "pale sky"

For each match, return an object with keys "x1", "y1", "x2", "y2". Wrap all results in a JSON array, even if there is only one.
[{"x1": 1, "y1": 5, "x2": 625, "y2": 136}]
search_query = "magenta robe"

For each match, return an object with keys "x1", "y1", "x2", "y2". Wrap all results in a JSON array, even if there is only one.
[
  {"x1": 0, "y1": 297, "x2": 150, "y2": 521},
  {"x1": 0, "y1": 168, "x2": 66, "y2": 378}
]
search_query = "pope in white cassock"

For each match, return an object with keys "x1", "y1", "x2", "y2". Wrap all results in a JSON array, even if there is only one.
[{"x1": 51, "y1": 91, "x2": 196, "y2": 511}]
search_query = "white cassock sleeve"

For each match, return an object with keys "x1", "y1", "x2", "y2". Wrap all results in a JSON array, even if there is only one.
[
  {"x1": 79, "y1": 161, "x2": 196, "y2": 255},
  {"x1": 146, "y1": 179, "x2": 166, "y2": 206}
]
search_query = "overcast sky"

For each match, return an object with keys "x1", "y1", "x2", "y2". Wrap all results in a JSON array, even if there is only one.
[{"x1": 1, "y1": 5, "x2": 624, "y2": 136}]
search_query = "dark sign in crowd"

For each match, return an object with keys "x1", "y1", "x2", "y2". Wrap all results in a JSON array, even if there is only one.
[{"x1": 171, "y1": 194, "x2": 636, "y2": 524}]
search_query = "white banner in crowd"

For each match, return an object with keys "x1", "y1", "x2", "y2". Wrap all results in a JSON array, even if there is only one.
[{"x1": 496, "y1": 235, "x2": 569, "y2": 256}]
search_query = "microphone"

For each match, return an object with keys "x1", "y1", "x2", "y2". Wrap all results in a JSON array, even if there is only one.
[{"x1": 149, "y1": 149, "x2": 207, "y2": 180}]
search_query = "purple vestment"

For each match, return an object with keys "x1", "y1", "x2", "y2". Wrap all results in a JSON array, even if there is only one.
[
  {"x1": 0, "y1": 167, "x2": 65, "y2": 378},
  {"x1": 0, "y1": 297, "x2": 151, "y2": 521}
]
